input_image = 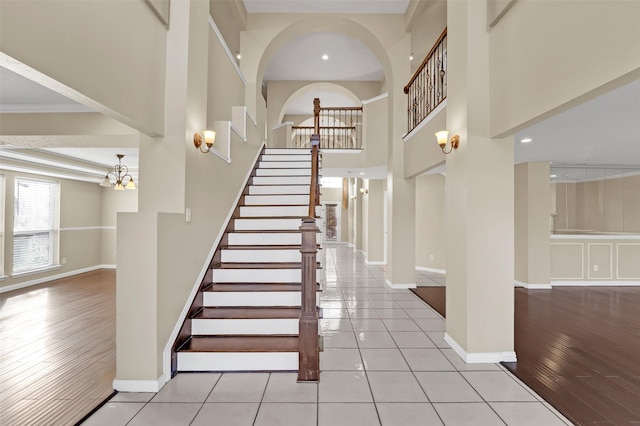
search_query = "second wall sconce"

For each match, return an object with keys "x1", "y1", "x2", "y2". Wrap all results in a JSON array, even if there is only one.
[
  {"x1": 194, "y1": 130, "x2": 216, "y2": 154},
  {"x1": 435, "y1": 130, "x2": 459, "y2": 155}
]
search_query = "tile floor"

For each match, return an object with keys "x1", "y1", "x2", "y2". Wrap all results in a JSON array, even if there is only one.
[{"x1": 83, "y1": 245, "x2": 572, "y2": 426}]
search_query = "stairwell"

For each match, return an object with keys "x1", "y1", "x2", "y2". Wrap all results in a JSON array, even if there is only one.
[{"x1": 172, "y1": 148, "x2": 322, "y2": 374}]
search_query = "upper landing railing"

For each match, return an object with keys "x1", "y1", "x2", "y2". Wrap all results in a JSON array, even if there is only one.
[
  {"x1": 404, "y1": 28, "x2": 447, "y2": 134},
  {"x1": 292, "y1": 99, "x2": 363, "y2": 150}
]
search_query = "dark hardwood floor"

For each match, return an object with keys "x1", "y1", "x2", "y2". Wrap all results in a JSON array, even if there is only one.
[
  {"x1": 411, "y1": 285, "x2": 640, "y2": 425},
  {"x1": 0, "y1": 270, "x2": 116, "y2": 426}
]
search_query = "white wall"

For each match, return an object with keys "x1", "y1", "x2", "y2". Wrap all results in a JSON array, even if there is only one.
[{"x1": 415, "y1": 174, "x2": 446, "y2": 271}]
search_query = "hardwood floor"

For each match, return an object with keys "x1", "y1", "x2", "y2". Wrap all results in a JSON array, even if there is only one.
[
  {"x1": 0, "y1": 270, "x2": 116, "y2": 426},
  {"x1": 411, "y1": 285, "x2": 640, "y2": 425}
]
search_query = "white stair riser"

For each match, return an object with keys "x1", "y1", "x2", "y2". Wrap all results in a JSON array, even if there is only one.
[
  {"x1": 212, "y1": 268, "x2": 301, "y2": 283},
  {"x1": 192, "y1": 318, "x2": 299, "y2": 335},
  {"x1": 259, "y1": 161, "x2": 310, "y2": 169},
  {"x1": 264, "y1": 148, "x2": 310, "y2": 155},
  {"x1": 178, "y1": 352, "x2": 298, "y2": 372},
  {"x1": 228, "y1": 233, "x2": 301, "y2": 245},
  {"x1": 249, "y1": 185, "x2": 309, "y2": 195},
  {"x1": 234, "y1": 218, "x2": 303, "y2": 231},
  {"x1": 240, "y1": 206, "x2": 310, "y2": 217},
  {"x1": 253, "y1": 176, "x2": 310, "y2": 185},
  {"x1": 234, "y1": 218, "x2": 324, "y2": 231},
  {"x1": 204, "y1": 291, "x2": 321, "y2": 307},
  {"x1": 221, "y1": 249, "x2": 301, "y2": 263},
  {"x1": 261, "y1": 155, "x2": 311, "y2": 162},
  {"x1": 245, "y1": 195, "x2": 309, "y2": 205},
  {"x1": 256, "y1": 168, "x2": 311, "y2": 176}
]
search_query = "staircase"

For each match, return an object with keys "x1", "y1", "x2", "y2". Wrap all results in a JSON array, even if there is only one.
[{"x1": 173, "y1": 148, "x2": 322, "y2": 373}]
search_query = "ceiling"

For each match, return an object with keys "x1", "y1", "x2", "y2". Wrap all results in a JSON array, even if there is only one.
[{"x1": 0, "y1": 1, "x2": 638, "y2": 182}]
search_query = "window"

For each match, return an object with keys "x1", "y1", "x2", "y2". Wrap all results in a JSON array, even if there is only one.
[{"x1": 13, "y1": 177, "x2": 60, "y2": 274}]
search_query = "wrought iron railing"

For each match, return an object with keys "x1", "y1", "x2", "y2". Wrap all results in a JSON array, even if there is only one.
[
  {"x1": 404, "y1": 28, "x2": 447, "y2": 134},
  {"x1": 292, "y1": 103, "x2": 362, "y2": 149}
]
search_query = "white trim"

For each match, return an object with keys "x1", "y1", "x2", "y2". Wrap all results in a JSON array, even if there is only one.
[
  {"x1": 617, "y1": 243, "x2": 640, "y2": 280},
  {"x1": 551, "y1": 233, "x2": 640, "y2": 240},
  {"x1": 208, "y1": 16, "x2": 246, "y2": 86},
  {"x1": 0, "y1": 264, "x2": 110, "y2": 293},
  {"x1": 272, "y1": 121, "x2": 293, "y2": 130},
  {"x1": 550, "y1": 242, "x2": 584, "y2": 280},
  {"x1": 515, "y1": 280, "x2": 552, "y2": 290},
  {"x1": 98, "y1": 264, "x2": 116, "y2": 269},
  {"x1": 551, "y1": 280, "x2": 640, "y2": 287},
  {"x1": 230, "y1": 123, "x2": 246, "y2": 142},
  {"x1": 11, "y1": 264, "x2": 62, "y2": 279},
  {"x1": 361, "y1": 92, "x2": 388, "y2": 105},
  {"x1": 385, "y1": 278, "x2": 416, "y2": 289},
  {"x1": 246, "y1": 109, "x2": 258, "y2": 126},
  {"x1": 416, "y1": 266, "x2": 446, "y2": 275},
  {"x1": 113, "y1": 376, "x2": 165, "y2": 393},
  {"x1": 161, "y1": 143, "x2": 266, "y2": 383},
  {"x1": 366, "y1": 260, "x2": 386, "y2": 265},
  {"x1": 60, "y1": 226, "x2": 115, "y2": 231},
  {"x1": 210, "y1": 148, "x2": 231, "y2": 164},
  {"x1": 402, "y1": 99, "x2": 447, "y2": 142},
  {"x1": 346, "y1": 242, "x2": 355, "y2": 248},
  {"x1": 587, "y1": 243, "x2": 613, "y2": 280},
  {"x1": 444, "y1": 333, "x2": 517, "y2": 363}
]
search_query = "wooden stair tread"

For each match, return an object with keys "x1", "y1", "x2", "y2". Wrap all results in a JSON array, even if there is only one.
[
  {"x1": 221, "y1": 245, "x2": 303, "y2": 250},
  {"x1": 205, "y1": 283, "x2": 321, "y2": 292},
  {"x1": 229, "y1": 229, "x2": 303, "y2": 234},
  {"x1": 195, "y1": 306, "x2": 312, "y2": 319},
  {"x1": 240, "y1": 204, "x2": 309, "y2": 207},
  {"x1": 181, "y1": 335, "x2": 299, "y2": 353},
  {"x1": 214, "y1": 262, "x2": 321, "y2": 269}
]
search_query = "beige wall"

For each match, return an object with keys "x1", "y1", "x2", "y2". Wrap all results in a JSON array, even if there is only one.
[
  {"x1": 209, "y1": 0, "x2": 246, "y2": 59},
  {"x1": 514, "y1": 162, "x2": 551, "y2": 286},
  {"x1": 0, "y1": 0, "x2": 167, "y2": 136},
  {"x1": 402, "y1": 107, "x2": 446, "y2": 178},
  {"x1": 364, "y1": 179, "x2": 385, "y2": 263},
  {"x1": 100, "y1": 188, "x2": 138, "y2": 266},
  {"x1": 415, "y1": 174, "x2": 446, "y2": 271},
  {"x1": 553, "y1": 174, "x2": 640, "y2": 233},
  {"x1": 490, "y1": 0, "x2": 640, "y2": 138},
  {"x1": 208, "y1": 20, "x2": 245, "y2": 123},
  {"x1": 408, "y1": 0, "x2": 447, "y2": 75}
]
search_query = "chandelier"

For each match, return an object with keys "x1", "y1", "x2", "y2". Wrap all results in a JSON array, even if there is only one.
[{"x1": 100, "y1": 154, "x2": 136, "y2": 190}]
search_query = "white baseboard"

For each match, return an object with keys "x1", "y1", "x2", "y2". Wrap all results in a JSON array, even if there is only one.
[
  {"x1": 444, "y1": 333, "x2": 517, "y2": 363},
  {"x1": 385, "y1": 279, "x2": 416, "y2": 289},
  {"x1": 551, "y1": 280, "x2": 640, "y2": 287},
  {"x1": 0, "y1": 265, "x2": 114, "y2": 294},
  {"x1": 113, "y1": 375, "x2": 166, "y2": 393},
  {"x1": 416, "y1": 266, "x2": 446, "y2": 275},
  {"x1": 366, "y1": 260, "x2": 386, "y2": 266},
  {"x1": 514, "y1": 280, "x2": 552, "y2": 290}
]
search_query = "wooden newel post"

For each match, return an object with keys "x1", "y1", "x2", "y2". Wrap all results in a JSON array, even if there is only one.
[{"x1": 298, "y1": 218, "x2": 319, "y2": 382}]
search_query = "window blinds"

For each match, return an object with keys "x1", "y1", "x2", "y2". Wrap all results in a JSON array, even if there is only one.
[{"x1": 13, "y1": 178, "x2": 60, "y2": 274}]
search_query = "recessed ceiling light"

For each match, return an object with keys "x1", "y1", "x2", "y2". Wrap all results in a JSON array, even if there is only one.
[
  {"x1": 359, "y1": 172, "x2": 365, "y2": 175},
  {"x1": 520, "y1": 138, "x2": 533, "y2": 143},
  {"x1": 236, "y1": 53, "x2": 241, "y2": 60},
  {"x1": 322, "y1": 54, "x2": 329, "y2": 61},
  {"x1": 409, "y1": 55, "x2": 414, "y2": 61},
  {"x1": 550, "y1": 174, "x2": 557, "y2": 178}
]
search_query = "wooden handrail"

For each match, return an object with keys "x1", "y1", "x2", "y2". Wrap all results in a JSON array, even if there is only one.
[
  {"x1": 298, "y1": 98, "x2": 321, "y2": 382},
  {"x1": 404, "y1": 27, "x2": 447, "y2": 94}
]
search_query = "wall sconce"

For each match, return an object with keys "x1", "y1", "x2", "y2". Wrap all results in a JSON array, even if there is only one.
[
  {"x1": 194, "y1": 130, "x2": 216, "y2": 153},
  {"x1": 359, "y1": 188, "x2": 368, "y2": 195},
  {"x1": 435, "y1": 130, "x2": 459, "y2": 154},
  {"x1": 100, "y1": 154, "x2": 136, "y2": 191}
]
